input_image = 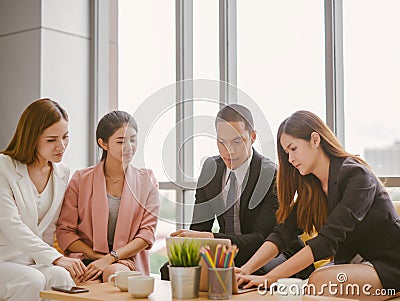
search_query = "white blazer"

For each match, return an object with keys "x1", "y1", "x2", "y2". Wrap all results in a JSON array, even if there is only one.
[{"x1": 0, "y1": 154, "x2": 69, "y2": 266}]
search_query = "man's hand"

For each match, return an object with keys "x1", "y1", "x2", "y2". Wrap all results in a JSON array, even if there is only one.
[{"x1": 170, "y1": 229, "x2": 214, "y2": 238}]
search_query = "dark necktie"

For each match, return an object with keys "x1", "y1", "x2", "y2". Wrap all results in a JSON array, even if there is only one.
[{"x1": 224, "y1": 172, "x2": 236, "y2": 235}]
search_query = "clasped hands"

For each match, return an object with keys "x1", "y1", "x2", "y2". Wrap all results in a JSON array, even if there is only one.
[
  {"x1": 54, "y1": 252, "x2": 113, "y2": 283},
  {"x1": 53, "y1": 256, "x2": 87, "y2": 281},
  {"x1": 82, "y1": 255, "x2": 114, "y2": 282},
  {"x1": 53, "y1": 256, "x2": 102, "y2": 283}
]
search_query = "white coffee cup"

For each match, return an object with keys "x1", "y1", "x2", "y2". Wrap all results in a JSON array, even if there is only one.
[
  {"x1": 128, "y1": 276, "x2": 155, "y2": 298},
  {"x1": 276, "y1": 278, "x2": 304, "y2": 300},
  {"x1": 108, "y1": 271, "x2": 141, "y2": 292}
]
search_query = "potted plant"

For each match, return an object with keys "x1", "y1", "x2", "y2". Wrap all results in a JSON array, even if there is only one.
[{"x1": 168, "y1": 239, "x2": 201, "y2": 299}]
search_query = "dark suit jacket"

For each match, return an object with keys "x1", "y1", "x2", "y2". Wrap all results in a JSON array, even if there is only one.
[
  {"x1": 190, "y1": 149, "x2": 279, "y2": 266},
  {"x1": 268, "y1": 156, "x2": 400, "y2": 291}
]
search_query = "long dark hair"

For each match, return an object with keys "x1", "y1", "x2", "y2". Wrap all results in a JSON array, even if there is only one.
[
  {"x1": 2, "y1": 98, "x2": 68, "y2": 164},
  {"x1": 276, "y1": 110, "x2": 368, "y2": 234},
  {"x1": 96, "y1": 111, "x2": 137, "y2": 161}
]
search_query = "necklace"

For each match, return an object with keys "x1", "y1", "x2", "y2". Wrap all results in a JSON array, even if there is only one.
[{"x1": 105, "y1": 174, "x2": 125, "y2": 183}]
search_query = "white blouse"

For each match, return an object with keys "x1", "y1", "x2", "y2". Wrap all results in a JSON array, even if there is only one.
[{"x1": 30, "y1": 174, "x2": 54, "y2": 225}]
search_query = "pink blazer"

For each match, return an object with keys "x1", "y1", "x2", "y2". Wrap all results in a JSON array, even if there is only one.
[{"x1": 56, "y1": 161, "x2": 159, "y2": 275}]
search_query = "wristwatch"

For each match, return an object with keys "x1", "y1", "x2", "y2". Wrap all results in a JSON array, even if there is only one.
[{"x1": 110, "y1": 250, "x2": 119, "y2": 262}]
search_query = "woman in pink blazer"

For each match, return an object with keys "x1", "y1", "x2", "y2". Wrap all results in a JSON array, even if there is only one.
[{"x1": 57, "y1": 111, "x2": 159, "y2": 283}]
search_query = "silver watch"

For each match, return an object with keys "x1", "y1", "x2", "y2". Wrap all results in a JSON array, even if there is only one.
[{"x1": 110, "y1": 250, "x2": 119, "y2": 262}]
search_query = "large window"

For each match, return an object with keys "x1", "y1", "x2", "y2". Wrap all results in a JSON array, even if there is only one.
[
  {"x1": 237, "y1": 0, "x2": 326, "y2": 152},
  {"x1": 119, "y1": 0, "x2": 176, "y2": 274},
  {"x1": 119, "y1": 1, "x2": 400, "y2": 275},
  {"x1": 343, "y1": 0, "x2": 400, "y2": 177},
  {"x1": 193, "y1": 0, "x2": 219, "y2": 80}
]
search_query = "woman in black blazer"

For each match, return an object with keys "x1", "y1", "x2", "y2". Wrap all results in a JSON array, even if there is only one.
[{"x1": 236, "y1": 111, "x2": 400, "y2": 300}]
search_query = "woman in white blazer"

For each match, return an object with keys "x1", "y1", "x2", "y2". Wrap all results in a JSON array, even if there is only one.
[{"x1": 0, "y1": 99, "x2": 86, "y2": 301}]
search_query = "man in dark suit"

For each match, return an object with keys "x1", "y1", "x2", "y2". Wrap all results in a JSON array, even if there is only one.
[
  {"x1": 161, "y1": 104, "x2": 312, "y2": 279},
  {"x1": 184, "y1": 149, "x2": 278, "y2": 267}
]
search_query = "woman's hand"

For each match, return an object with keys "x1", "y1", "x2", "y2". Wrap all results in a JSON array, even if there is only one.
[
  {"x1": 235, "y1": 265, "x2": 251, "y2": 276},
  {"x1": 118, "y1": 259, "x2": 137, "y2": 271},
  {"x1": 84, "y1": 255, "x2": 114, "y2": 281},
  {"x1": 236, "y1": 274, "x2": 268, "y2": 289},
  {"x1": 234, "y1": 267, "x2": 243, "y2": 274},
  {"x1": 53, "y1": 256, "x2": 87, "y2": 280}
]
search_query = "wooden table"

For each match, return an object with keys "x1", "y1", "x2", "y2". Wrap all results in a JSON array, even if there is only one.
[{"x1": 40, "y1": 280, "x2": 356, "y2": 301}]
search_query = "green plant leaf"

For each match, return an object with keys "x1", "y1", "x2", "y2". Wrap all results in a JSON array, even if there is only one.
[{"x1": 168, "y1": 239, "x2": 201, "y2": 267}]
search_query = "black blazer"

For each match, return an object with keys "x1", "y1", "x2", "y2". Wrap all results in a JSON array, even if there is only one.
[
  {"x1": 268, "y1": 156, "x2": 400, "y2": 291},
  {"x1": 190, "y1": 149, "x2": 279, "y2": 266}
]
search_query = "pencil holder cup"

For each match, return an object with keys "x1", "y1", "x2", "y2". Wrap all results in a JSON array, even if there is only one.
[{"x1": 207, "y1": 267, "x2": 232, "y2": 300}]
